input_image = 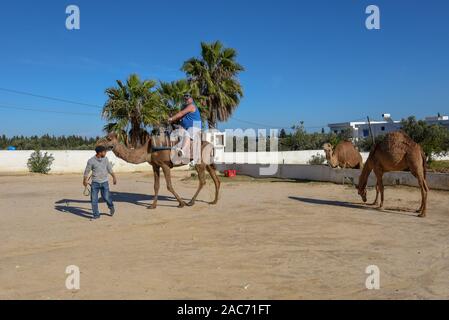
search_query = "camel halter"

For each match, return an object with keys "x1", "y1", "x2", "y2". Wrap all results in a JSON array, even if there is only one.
[{"x1": 83, "y1": 175, "x2": 92, "y2": 197}]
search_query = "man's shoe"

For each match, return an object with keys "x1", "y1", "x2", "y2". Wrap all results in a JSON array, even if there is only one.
[
  {"x1": 189, "y1": 160, "x2": 197, "y2": 167},
  {"x1": 92, "y1": 215, "x2": 100, "y2": 220},
  {"x1": 109, "y1": 207, "x2": 115, "y2": 217}
]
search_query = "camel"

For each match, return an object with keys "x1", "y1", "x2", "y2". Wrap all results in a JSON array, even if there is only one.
[
  {"x1": 96, "y1": 132, "x2": 220, "y2": 209},
  {"x1": 322, "y1": 141, "x2": 363, "y2": 169},
  {"x1": 357, "y1": 131, "x2": 429, "y2": 217}
]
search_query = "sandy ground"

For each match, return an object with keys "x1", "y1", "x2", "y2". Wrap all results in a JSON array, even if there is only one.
[{"x1": 0, "y1": 171, "x2": 449, "y2": 300}]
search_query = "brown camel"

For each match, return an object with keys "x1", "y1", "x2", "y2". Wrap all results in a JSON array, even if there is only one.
[
  {"x1": 97, "y1": 132, "x2": 220, "y2": 209},
  {"x1": 322, "y1": 141, "x2": 363, "y2": 169},
  {"x1": 357, "y1": 131, "x2": 429, "y2": 217}
]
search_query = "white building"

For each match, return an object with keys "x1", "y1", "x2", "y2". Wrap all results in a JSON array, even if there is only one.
[
  {"x1": 424, "y1": 115, "x2": 449, "y2": 129},
  {"x1": 328, "y1": 113, "x2": 449, "y2": 140}
]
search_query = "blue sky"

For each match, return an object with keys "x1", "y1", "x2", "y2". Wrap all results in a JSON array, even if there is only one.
[{"x1": 0, "y1": 0, "x2": 448, "y2": 136}]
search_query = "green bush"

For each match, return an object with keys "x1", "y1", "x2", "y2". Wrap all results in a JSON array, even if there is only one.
[
  {"x1": 401, "y1": 116, "x2": 449, "y2": 161},
  {"x1": 308, "y1": 153, "x2": 326, "y2": 165},
  {"x1": 27, "y1": 150, "x2": 55, "y2": 174},
  {"x1": 279, "y1": 123, "x2": 352, "y2": 151}
]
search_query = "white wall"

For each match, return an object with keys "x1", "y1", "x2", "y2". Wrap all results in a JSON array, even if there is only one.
[
  {"x1": 216, "y1": 163, "x2": 449, "y2": 191},
  {"x1": 217, "y1": 151, "x2": 449, "y2": 164},
  {"x1": 1, "y1": 150, "x2": 448, "y2": 174},
  {"x1": 218, "y1": 150, "x2": 326, "y2": 164},
  {"x1": 0, "y1": 150, "x2": 176, "y2": 174}
]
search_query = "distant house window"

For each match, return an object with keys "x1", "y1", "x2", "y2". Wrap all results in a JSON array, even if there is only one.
[
  {"x1": 363, "y1": 129, "x2": 369, "y2": 137},
  {"x1": 334, "y1": 130, "x2": 338, "y2": 134},
  {"x1": 381, "y1": 126, "x2": 385, "y2": 131}
]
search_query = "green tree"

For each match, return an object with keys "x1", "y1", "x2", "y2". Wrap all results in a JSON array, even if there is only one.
[
  {"x1": 103, "y1": 74, "x2": 168, "y2": 147},
  {"x1": 279, "y1": 129, "x2": 287, "y2": 139},
  {"x1": 355, "y1": 135, "x2": 386, "y2": 152},
  {"x1": 280, "y1": 123, "x2": 330, "y2": 150},
  {"x1": 278, "y1": 124, "x2": 354, "y2": 151},
  {"x1": 182, "y1": 41, "x2": 244, "y2": 128},
  {"x1": 158, "y1": 79, "x2": 209, "y2": 124},
  {"x1": 0, "y1": 135, "x2": 98, "y2": 150},
  {"x1": 401, "y1": 116, "x2": 449, "y2": 160}
]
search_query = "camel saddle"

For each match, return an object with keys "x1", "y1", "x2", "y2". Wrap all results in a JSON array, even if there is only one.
[{"x1": 150, "y1": 127, "x2": 178, "y2": 152}]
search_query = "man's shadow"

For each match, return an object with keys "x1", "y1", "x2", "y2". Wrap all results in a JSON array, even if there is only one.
[{"x1": 54, "y1": 191, "x2": 178, "y2": 219}]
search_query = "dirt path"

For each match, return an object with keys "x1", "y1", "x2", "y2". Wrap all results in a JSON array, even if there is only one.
[{"x1": 1, "y1": 172, "x2": 448, "y2": 299}]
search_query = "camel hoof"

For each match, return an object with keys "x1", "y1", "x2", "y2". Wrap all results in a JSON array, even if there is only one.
[
  {"x1": 177, "y1": 203, "x2": 186, "y2": 208},
  {"x1": 208, "y1": 201, "x2": 218, "y2": 205},
  {"x1": 147, "y1": 204, "x2": 157, "y2": 210},
  {"x1": 186, "y1": 201, "x2": 195, "y2": 207},
  {"x1": 418, "y1": 212, "x2": 426, "y2": 218}
]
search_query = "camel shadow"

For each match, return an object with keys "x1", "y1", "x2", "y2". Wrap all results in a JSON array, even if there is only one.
[
  {"x1": 54, "y1": 191, "x2": 181, "y2": 219},
  {"x1": 289, "y1": 196, "x2": 417, "y2": 217},
  {"x1": 289, "y1": 196, "x2": 371, "y2": 211}
]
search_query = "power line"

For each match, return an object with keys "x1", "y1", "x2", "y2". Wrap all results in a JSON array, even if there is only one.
[
  {"x1": 0, "y1": 86, "x2": 368, "y2": 129},
  {"x1": 0, "y1": 104, "x2": 98, "y2": 116},
  {"x1": 230, "y1": 117, "x2": 286, "y2": 129},
  {"x1": 230, "y1": 117, "x2": 329, "y2": 130},
  {"x1": 0, "y1": 87, "x2": 102, "y2": 109}
]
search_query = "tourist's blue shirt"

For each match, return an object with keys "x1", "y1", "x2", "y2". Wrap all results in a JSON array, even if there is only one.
[{"x1": 180, "y1": 102, "x2": 202, "y2": 130}]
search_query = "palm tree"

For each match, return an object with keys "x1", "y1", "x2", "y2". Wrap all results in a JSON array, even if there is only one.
[
  {"x1": 182, "y1": 41, "x2": 244, "y2": 128},
  {"x1": 103, "y1": 74, "x2": 168, "y2": 147},
  {"x1": 158, "y1": 79, "x2": 209, "y2": 125},
  {"x1": 158, "y1": 79, "x2": 192, "y2": 111}
]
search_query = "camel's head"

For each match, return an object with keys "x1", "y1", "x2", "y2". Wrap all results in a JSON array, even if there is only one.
[
  {"x1": 323, "y1": 143, "x2": 333, "y2": 156},
  {"x1": 96, "y1": 132, "x2": 119, "y2": 151},
  {"x1": 322, "y1": 143, "x2": 333, "y2": 153},
  {"x1": 357, "y1": 185, "x2": 368, "y2": 203}
]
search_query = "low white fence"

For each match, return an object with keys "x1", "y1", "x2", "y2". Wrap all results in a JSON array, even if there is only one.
[
  {"x1": 218, "y1": 151, "x2": 449, "y2": 165},
  {"x1": 215, "y1": 163, "x2": 449, "y2": 191}
]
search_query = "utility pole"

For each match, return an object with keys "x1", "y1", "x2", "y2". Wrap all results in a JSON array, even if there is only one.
[{"x1": 367, "y1": 116, "x2": 375, "y2": 146}]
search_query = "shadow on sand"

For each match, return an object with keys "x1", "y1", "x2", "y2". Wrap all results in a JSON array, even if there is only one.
[
  {"x1": 54, "y1": 191, "x2": 179, "y2": 219},
  {"x1": 289, "y1": 196, "x2": 418, "y2": 217}
]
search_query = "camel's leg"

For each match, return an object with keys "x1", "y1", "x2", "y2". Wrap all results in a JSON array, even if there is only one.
[
  {"x1": 412, "y1": 173, "x2": 427, "y2": 217},
  {"x1": 374, "y1": 169, "x2": 384, "y2": 209},
  {"x1": 371, "y1": 183, "x2": 380, "y2": 206},
  {"x1": 417, "y1": 177, "x2": 428, "y2": 217},
  {"x1": 161, "y1": 164, "x2": 187, "y2": 208},
  {"x1": 187, "y1": 164, "x2": 207, "y2": 206},
  {"x1": 149, "y1": 165, "x2": 160, "y2": 209},
  {"x1": 206, "y1": 164, "x2": 221, "y2": 205},
  {"x1": 408, "y1": 156, "x2": 428, "y2": 217},
  {"x1": 420, "y1": 179, "x2": 430, "y2": 217},
  {"x1": 410, "y1": 169, "x2": 428, "y2": 217}
]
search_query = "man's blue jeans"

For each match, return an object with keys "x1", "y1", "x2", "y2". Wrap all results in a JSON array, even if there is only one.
[{"x1": 91, "y1": 181, "x2": 114, "y2": 217}]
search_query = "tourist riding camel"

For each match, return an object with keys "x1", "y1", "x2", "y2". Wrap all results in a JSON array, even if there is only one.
[
  {"x1": 168, "y1": 93, "x2": 202, "y2": 164},
  {"x1": 96, "y1": 131, "x2": 220, "y2": 209},
  {"x1": 322, "y1": 141, "x2": 363, "y2": 169},
  {"x1": 357, "y1": 131, "x2": 429, "y2": 217}
]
